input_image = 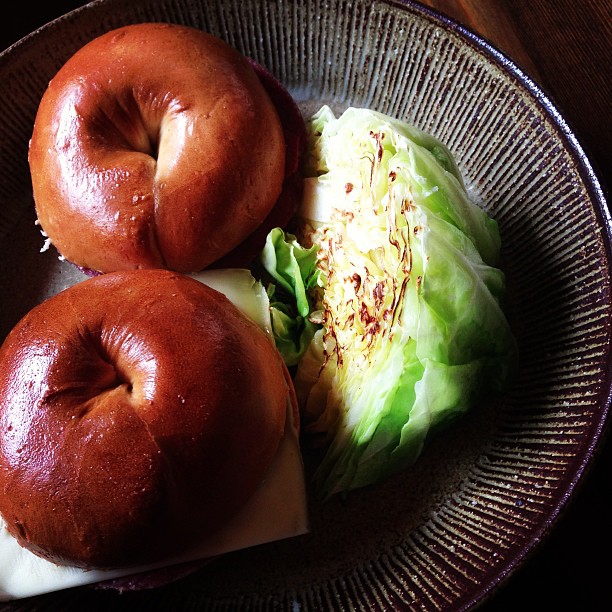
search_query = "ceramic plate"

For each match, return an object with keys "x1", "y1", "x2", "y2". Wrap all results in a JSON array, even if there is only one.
[{"x1": 0, "y1": 0, "x2": 610, "y2": 610}]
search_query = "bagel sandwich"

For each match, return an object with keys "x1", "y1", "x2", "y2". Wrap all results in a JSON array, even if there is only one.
[
  {"x1": 29, "y1": 23, "x2": 307, "y2": 274},
  {"x1": 0, "y1": 269, "x2": 308, "y2": 600}
]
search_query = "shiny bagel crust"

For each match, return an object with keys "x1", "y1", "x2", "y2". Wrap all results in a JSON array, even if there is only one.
[
  {"x1": 28, "y1": 23, "x2": 286, "y2": 273},
  {"x1": 0, "y1": 270, "x2": 294, "y2": 568}
]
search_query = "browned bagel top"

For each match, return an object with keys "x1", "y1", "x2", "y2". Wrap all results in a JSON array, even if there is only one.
[
  {"x1": 29, "y1": 23, "x2": 286, "y2": 273},
  {"x1": 0, "y1": 270, "x2": 293, "y2": 568}
]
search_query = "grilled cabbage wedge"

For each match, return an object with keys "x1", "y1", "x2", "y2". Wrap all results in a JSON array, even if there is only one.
[{"x1": 259, "y1": 106, "x2": 517, "y2": 499}]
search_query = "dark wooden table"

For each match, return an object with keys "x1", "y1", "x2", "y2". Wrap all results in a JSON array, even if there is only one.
[{"x1": 2, "y1": 1, "x2": 611, "y2": 610}]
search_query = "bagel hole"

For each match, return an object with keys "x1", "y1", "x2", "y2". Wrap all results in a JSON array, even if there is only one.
[
  {"x1": 105, "y1": 362, "x2": 134, "y2": 395},
  {"x1": 95, "y1": 93, "x2": 160, "y2": 159},
  {"x1": 83, "y1": 331, "x2": 135, "y2": 395},
  {"x1": 99, "y1": 359, "x2": 133, "y2": 395}
]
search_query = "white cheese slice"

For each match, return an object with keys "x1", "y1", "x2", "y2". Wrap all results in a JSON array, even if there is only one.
[
  {"x1": 190, "y1": 268, "x2": 273, "y2": 337},
  {"x1": 0, "y1": 396, "x2": 308, "y2": 601}
]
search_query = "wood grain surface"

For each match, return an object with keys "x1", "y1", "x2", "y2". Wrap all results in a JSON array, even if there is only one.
[{"x1": 1, "y1": 1, "x2": 610, "y2": 610}]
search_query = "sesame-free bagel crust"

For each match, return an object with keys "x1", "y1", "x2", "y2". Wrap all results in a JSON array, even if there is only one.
[
  {"x1": 0, "y1": 270, "x2": 293, "y2": 568},
  {"x1": 29, "y1": 23, "x2": 286, "y2": 273}
]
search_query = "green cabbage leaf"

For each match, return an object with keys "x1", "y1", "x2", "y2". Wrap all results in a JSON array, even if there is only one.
[
  {"x1": 258, "y1": 227, "x2": 321, "y2": 366},
  {"x1": 273, "y1": 105, "x2": 519, "y2": 499}
]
